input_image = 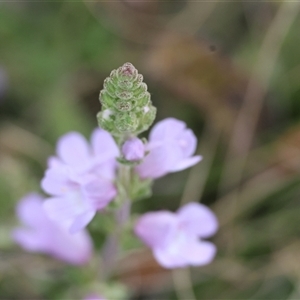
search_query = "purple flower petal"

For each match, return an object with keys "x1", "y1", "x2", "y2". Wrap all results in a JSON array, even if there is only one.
[
  {"x1": 149, "y1": 118, "x2": 186, "y2": 141},
  {"x1": 134, "y1": 202, "x2": 218, "y2": 269},
  {"x1": 135, "y1": 211, "x2": 178, "y2": 248},
  {"x1": 169, "y1": 155, "x2": 202, "y2": 173},
  {"x1": 41, "y1": 167, "x2": 76, "y2": 196},
  {"x1": 12, "y1": 228, "x2": 44, "y2": 252},
  {"x1": 92, "y1": 159, "x2": 117, "y2": 181},
  {"x1": 69, "y1": 210, "x2": 96, "y2": 234},
  {"x1": 91, "y1": 128, "x2": 119, "y2": 162},
  {"x1": 183, "y1": 240, "x2": 217, "y2": 266},
  {"x1": 136, "y1": 144, "x2": 181, "y2": 179},
  {"x1": 82, "y1": 179, "x2": 117, "y2": 210},
  {"x1": 57, "y1": 132, "x2": 90, "y2": 169},
  {"x1": 41, "y1": 128, "x2": 119, "y2": 231},
  {"x1": 153, "y1": 241, "x2": 187, "y2": 269},
  {"x1": 137, "y1": 118, "x2": 201, "y2": 179},
  {"x1": 16, "y1": 193, "x2": 48, "y2": 227},
  {"x1": 13, "y1": 193, "x2": 93, "y2": 265},
  {"x1": 177, "y1": 202, "x2": 218, "y2": 238},
  {"x1": 177, "y1": 129, "x2": 197, "y2": 157},
  {"x1": 43, "y1": 193, "x2": 93, "y2": 230},
  {"x1": 47, "y1": 156, "x2": 62, "y2": 168}
]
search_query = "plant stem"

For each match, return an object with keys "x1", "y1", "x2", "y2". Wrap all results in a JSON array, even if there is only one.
[{"x1": 101, "y1": 164, "x2": 132, "y2": 279}]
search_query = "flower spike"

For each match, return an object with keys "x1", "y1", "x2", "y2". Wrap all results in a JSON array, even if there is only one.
[{"x1": 97, "y1": 63, "x2": 157, "y2": 138}]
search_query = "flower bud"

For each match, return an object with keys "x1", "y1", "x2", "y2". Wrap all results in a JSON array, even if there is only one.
[
  {"x1": 122, "y1": 137, "x2": 145, "y2": 161},
  {"x1": 97, "y1": 63, "x2": 156, "y2": 138}
]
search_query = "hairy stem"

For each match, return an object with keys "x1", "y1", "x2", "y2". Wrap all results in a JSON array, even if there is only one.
[{"x1": 101, "y1": 164, "x2": 132, "y2": 279}]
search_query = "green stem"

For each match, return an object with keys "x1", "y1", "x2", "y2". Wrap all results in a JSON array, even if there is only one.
[{"x1": 101, "y1": 164, "x2": 132, "y2": 279}]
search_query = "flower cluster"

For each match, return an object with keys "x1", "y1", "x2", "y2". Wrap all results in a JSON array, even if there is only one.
[
  {"x1": 42, "y1": 129, "x2": 119, "y2": 233},
  {"x1": 13, "y1": 119, "x2": 215, "y2": 267},
  {"x1": 136, "y1": 118, "x2": 202, "y2": 179},
  {"x1": 135, "y1": 202, "x2": 218, "y2": 268},
  {"x1": 12, "y1": 63, "x2": 218, "y2": 299}
]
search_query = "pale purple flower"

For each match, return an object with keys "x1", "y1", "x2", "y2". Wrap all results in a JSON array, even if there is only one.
[
  {"x1": 122, "y1": 137, "x2": 145, "y2": 161},
  {"x1": 136, "y1": 118, "x2": 202, "y2": 179},
  {"x1": 42, "y1": 129, "x2": 119, "y2": 233},
  {"x1": 84, "y1": 294, "x2": 105, "y2": 300},
  {"x1": 134, "y1": 202, "x2": 218, "y2": 269},
  {"x1": 12, "y1": 193, "x2": 93, "y2": 265}
]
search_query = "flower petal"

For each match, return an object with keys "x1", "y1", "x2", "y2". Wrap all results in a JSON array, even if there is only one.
[
  {"x1": 69, "y1": 211, "x2": 96, "y2": 234},
  {"x1": 41, "y1": 167, "x2": 76, "y2": 196},
  {"x1": 149, "y1": 118, "x2": 186, "y2": 141},
  {"x1": 43, "y1": 193, "x2": 93, "y2": 228},
  {"x1": 83, "y1": 179, "x2": 117, "y2": 210},
  {"x1": 177, "y1": 129, "x2": 197, "y2": 157},
  {"x1": 183, "y1": 240, "x2": 217, "y2": 266},
  {"x1": 16, "y1": 193, "x2": 47, "y2": 227},
  {"x1": 91, "y1": 129, "x2": 119, "y2": 161},
  {"x1": 92, "y1": 160, "x2": 117, "y2": 181},
  {"x1": 57, "y1": 132, "x2": 90, "y2": 168},
  {"x1": 153, "y1": 234, "x2": 216, "y2": 268},
  {"x1": 13, "y1": 193, "x2": 93, "y2": 265},
  {"x1": 12, "y1": 228, "x2": 44, "y2": 251},
  {"x1": 47, "y1": 156, "x2": 63, "y2": 168},
  {"x1": 153, "y1": 244, "x2": 187, "y2": 269},
  {"x1": 169, "y1": 155, "x2": 202, "y2": 172},
  {"x1": 177, "y1": 202, "x2": 218, "y2": 238},
  {"x1": 135, "y1": 211, "x2": 177, "y2": 248},
  {"x1": 50, "y1": 229, "x2": 93, "y2": 265},
  {"x1": 136, "y1": 144, "x2": 181, "y2": 179}
]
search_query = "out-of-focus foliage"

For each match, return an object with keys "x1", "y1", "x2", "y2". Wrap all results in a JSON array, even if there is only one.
[{"x1": 1, "y1": 1, "x2": 300, "y2": 299}]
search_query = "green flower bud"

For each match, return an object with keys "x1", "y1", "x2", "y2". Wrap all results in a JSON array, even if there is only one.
[{"x1": 97, "y1": 63, "x2": 156, "y2": 138}]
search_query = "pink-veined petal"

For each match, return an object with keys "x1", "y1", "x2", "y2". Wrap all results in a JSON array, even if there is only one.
[
  {"x1": 135, "y1": 211, "x2": 177, "y2": 248},
  {"x1": 169, "y1": 155, "x2": 202, "y2": 173},
  {"x1": 57, "y1": 132, "x2": 90, "y2": 168},
  {"x1": 177, "y1": 202, "x2": 218, "y2": 238}
]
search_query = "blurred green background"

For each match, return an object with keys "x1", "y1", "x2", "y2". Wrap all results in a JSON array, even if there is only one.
[{"x1": 1, "y1": 1, "x2": 300, "y2": 299}]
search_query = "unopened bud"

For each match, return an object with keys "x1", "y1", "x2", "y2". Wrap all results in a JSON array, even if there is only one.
[
  {"x1": 97, "y1": 63, "x2": 156, "y2": 138},
  {"x1": 122, "y1": 138, "x2": 145, "y2": 161}
]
